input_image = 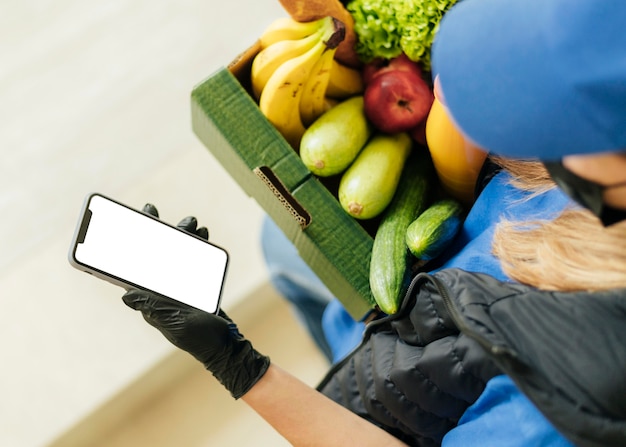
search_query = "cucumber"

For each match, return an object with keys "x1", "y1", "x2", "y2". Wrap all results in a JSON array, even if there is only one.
[
  {"x1": 405, "y1": 199, "x2": 464, "y2": 261},
  {"x1": 369, "y1": 149, "x2": 434, "y2": 314},
  {"x1": 338, "y1": 132, "x2": 412, "y2": 220}
]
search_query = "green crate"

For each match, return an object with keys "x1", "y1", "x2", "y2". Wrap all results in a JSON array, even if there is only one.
[{"x1": 191, "y1": 45, "x2": 374, "y2": 319}]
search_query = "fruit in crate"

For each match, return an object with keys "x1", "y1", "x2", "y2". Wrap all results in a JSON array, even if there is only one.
[
  {"x1": 299, "y1": 36, "x2": 341, "y2": 127},
  {"x1": 326, "y1": 59, "x2": 364, "y2": 99},
  {"x1": 363, "y1": 54, "x2": 434, "y2": 134},
  {"x1": 338, "y1": 132, "x2": 412, "y2": 220},
  {"x1": 362, "y1": 54, "x2": 422, "y2": 85},
  {"x1": 299, "y1": 96, "x2": 373, "y2": 177},
  {"x1": 252, "y1": 24, "x2": 324, "y2": 100},
  {"x1": 277, "y1": 0, "x2": 361, "y2": 68},
  {"x1": 300, "y1": 58, "x2": 363, "y2": 126},
  {"x1": 255, "y1": 16, "x2": 346, "y2": 149},
  {"x1": 253, "y1": 17, "x2": 362, "y2": 101},
  {"x1": 425, "y1": 80, "x2": 487, "y2": 206},
  {"x1": 258, "y1": 16, "x2": 325, "y2": 48}
]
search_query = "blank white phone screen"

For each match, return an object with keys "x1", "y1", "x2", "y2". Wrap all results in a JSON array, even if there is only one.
[{"x1": 74, "y1": 195, "x2": 227, "y2": 314}]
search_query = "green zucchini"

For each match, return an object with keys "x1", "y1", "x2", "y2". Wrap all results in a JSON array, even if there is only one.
[
  {"x1": 300, "y1": 96, "x2": 373, "y2": 177},
  {"x1": 338, "y1": 132, "x2": 412, "y2": 220},
  {"x1": 369, "y1": 149, "x2": 434, "y2": 314},
  {"x1": 405, "y1": 199, "x2": 464, "y2": 261}
]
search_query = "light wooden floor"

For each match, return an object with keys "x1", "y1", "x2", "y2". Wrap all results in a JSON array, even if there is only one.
[{"x1": 50, "y1": 284, "x2": 330, "y2": 447}]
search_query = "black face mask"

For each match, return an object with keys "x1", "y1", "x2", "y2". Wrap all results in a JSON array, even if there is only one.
[{"x1": 544, "y1": 161, "x2": 626, "y2": 226}]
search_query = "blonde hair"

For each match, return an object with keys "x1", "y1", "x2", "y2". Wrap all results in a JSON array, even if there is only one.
[{"x1": 489, "y1": 156, "x2": 626, "y2": 291}]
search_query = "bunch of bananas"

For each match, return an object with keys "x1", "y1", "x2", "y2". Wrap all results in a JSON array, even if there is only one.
[{"x1": 251, "y1": 16, "x2": 364, "y2": 149}]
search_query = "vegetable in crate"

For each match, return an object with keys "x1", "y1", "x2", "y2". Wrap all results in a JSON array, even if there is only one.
[
  {"x1": 405, "y1": 198, "x2": 464, "y2": 262},
  {"x1": 369, "y1": 149, "x2": 434, "y2": 315},
  {"x1": 347, "y1": 0, "x2": 460, "y2": 70},
  {"x1": 339, "y1": 132, "x2": 412, "y2": 219},
  {"x1": 300, "y1": 96, "x2": 373, "y2": 176}
]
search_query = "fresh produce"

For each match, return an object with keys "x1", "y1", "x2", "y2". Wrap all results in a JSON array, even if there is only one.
[
  {"x1": 257, "y1": 16, "x2": 346, "y2": 149},
  {"x1": 369, "y1": 150, "x2": 433, "y2": 314},
  {"x1": 339, "y1": 132, "x2": 412, "y2": 219},
  {"x1": 300, "y1": 96, "x2": 373, "y2": 176},
  {"x1": 405, "y1": 199, "x2": 464, "y2": 261},
  {"x1": 362, "y1": 53, "x2": 422, "y2": 85},
  {"x1": 363, "y1": 54, "x2": 434, "y2": 134},
  {"x1": 252, "y1": 29, "x2": 323, "y2": 100},
  {"x1": 326, "y1": 59, "x2": 364, "y2": 99},
  {"x1": 299, "y1": 38, "x2": 340, "y2": 126},
  {"x1": 425, "y1": 87, "x2": 487, "y2": 206},
  {"x1": 258, "y1": 16, "x2": 324, "y2": 48},
  {"x1": 276, "y1": 0, "x2": 361, "y2": 68},
  {"x1": 347, "y1": 0, "x2": 459, "y2": 70},
  {"x1": 323, "y1": 96, "x2": 340, "y2": 111}
]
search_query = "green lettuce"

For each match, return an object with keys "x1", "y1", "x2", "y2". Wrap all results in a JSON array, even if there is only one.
[{"x1": 347, "y1": 0, "x2": 460, "y2": 71}]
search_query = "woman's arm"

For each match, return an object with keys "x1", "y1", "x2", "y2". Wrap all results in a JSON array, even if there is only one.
[
  {"x1": 243, "y1": 363, "x2": 409, "y2": 447},
  {"x1": 122, "y1": 288, "x2": 407, "y2": 446},
  {"x1": 119, "y1": 208, "x2": 406, "y2": 445}
]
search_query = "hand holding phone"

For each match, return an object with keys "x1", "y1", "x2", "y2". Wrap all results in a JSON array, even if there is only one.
[
  {"x1": 122, "y1": 289, "x2": 270, "y2": 398},
  {"x1": 68, "y1": 193, "x2": 229, "y2": 314}
]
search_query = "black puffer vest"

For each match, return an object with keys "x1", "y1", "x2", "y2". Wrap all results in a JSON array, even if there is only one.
[{"x1": 318, "y1": 268, "x2": 626, "y2": 447}]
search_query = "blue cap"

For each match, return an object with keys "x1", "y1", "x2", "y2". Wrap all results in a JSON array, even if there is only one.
[{"x1": 431, "y1": 0, "x2": 626, "y2": 161}]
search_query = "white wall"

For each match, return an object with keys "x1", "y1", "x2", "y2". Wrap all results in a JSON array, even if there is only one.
[{"x1": 0, "y1": 1, "x2": 285, "y2": 445}]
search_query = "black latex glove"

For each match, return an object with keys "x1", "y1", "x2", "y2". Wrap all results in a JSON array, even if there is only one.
[
  {"x1": 142, "y1": 203, "x2": 209, "y2": 240},
  {"x1": 122, "y1": 204, "x2": 270, "y2": 399}
]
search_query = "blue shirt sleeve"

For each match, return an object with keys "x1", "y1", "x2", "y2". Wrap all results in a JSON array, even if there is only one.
[
  {"x1": 442, "y1": 375, "x2": 575, "y2": 447},
  {"x1": 432, "y1": 170, "x2": 571, "y2": 280}
]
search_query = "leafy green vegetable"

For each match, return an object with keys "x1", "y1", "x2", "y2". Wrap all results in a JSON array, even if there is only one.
[{"x1": 347, "y1": 0, "x2": 460, "y2": 71}]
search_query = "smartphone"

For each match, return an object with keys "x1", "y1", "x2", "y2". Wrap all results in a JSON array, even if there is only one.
[{"x1": 68, "y1": 193, "x2": 229, "y2": 314}]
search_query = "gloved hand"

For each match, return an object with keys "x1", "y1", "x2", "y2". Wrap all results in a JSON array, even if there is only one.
[
  {"x1": 122, "y1": 204, "x2": 270, "y2": 399},
  {"x1": 141, "y1": 203, "x2": 210, "y2": 240}
]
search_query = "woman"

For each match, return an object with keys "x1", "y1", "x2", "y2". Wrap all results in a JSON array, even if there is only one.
[{"x1": 121, "y1": 0, "x2": 626, "y2": 445}]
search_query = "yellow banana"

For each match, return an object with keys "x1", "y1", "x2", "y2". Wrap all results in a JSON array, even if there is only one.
[
  {"x1": 259, "y1": 17, "x2": 346, "y2": 149},
  {"x1": 259, "y1": 16, "x2": 323, "y2": 49},
  {"x1": 260, "y1": 39, "x2": 328, "y2": 149},
  {"x1": 326, "y1": 59, "x2": 365, "y2": 99},
  {"x1": 299, "y1": 45, "x2": 337, "y2": 126},
  {"x1": 251, "y1": 30, "x2": 322, "y2": 100}
]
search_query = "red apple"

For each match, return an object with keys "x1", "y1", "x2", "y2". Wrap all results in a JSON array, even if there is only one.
[
  {"x1": 362, "y1": 58, "x2": 386, "y2": 85},
  {"x1": 362, "y1": 53, "x2": 424, "y2": 85},
  {"x1": 363, "y1": 68, "x2": 434, "y2": 134}
]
